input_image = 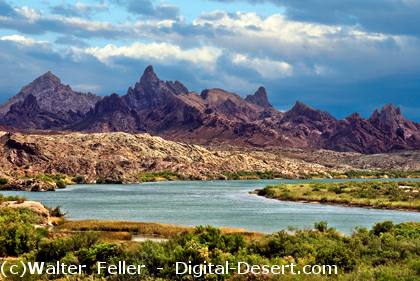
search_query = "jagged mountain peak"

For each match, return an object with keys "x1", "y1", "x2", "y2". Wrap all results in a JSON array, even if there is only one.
[
  {"x1": 135, "y1": 65, "x2": 189, "y2": 96},
  {"x1": 36, "y1": 70, "x2": 61, "y2": 83},
  {"x1": 245, "y1": 86, "x2": 273, "y2": 108},
  {"x1": 23, "y1": 71, "x2": 63, "y2": 93},
  {"x1": 140, "y1": 65, "x2": 159, "y2": 86}
]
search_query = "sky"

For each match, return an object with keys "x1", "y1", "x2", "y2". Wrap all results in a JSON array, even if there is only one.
[{"x1": 0, "y1": 0, "x2": 419, "y2": 121}]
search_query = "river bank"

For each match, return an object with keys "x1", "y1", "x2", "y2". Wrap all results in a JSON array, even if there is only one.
[
  {"x1": 255, "y1": 181, "x2": 420, "y2": 212},
  {"x1": 1, "y1": 170, "x2": 420, "y2": 192}
]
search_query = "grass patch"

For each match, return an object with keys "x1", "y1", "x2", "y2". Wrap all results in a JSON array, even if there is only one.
[
  {"x1": 257, "y1": 181, "x2": 420, "y2": 211},
  {"x1": 56, "y1": 220, "x2": 193, "y2": 238},
  {"x1": 333, "y1": 170, "x2": 420, "y2": 179},
  {"x1": 137, "y1": 171, "x2": 184, "y2": 182},
  {"x1": 56, "y1": 220, "x2": 259, "y2": 240}
]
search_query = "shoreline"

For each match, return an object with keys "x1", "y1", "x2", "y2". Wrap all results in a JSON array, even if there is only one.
[
  {"x1": 2, "y1": 174, "x2": 420, "y2": 192},
  {"x1": 254, "y1": 181, "x2": 420, "y2": 212},
  {"x1": 253, "y1": 191, "x2": 420, "y2": 212}
]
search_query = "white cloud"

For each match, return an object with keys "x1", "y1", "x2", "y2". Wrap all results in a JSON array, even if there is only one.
[
  {"x1": 0, "y1": 34, "x2": 46, "y2": 46},
  {"x1": 232, "y1": 53, "x2": 293, "y2": 79},
  {"x1": 189, "y1": 11, "x2": 420, "y2": 80},
  {"x1": 84, "y1": 42, "x2": 222, "y2": 69},
  {"x1": 74, "y1": 2, "x2": 109, "y2": 13},
  {"x1": 15, "y1": 6, "x2": 41, "y2": 21}
]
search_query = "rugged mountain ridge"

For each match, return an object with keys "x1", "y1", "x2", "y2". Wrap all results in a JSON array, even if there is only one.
[{"x1": 0, "y1": 66, "x2": 419, "y2": 154}]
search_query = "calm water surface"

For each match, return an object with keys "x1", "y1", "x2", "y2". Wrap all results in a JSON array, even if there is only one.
[{"x1": 2, "y1": 179, "x2": 420, "y2": 234}]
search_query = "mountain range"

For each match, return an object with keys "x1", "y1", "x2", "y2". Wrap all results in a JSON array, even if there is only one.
[{"x1": 0, "y1": 65, "x2": 419, "y2": 154}]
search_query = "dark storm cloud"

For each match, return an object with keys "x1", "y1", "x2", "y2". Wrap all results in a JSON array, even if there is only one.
[
  {"x1": 209, "y1": 0, "x2": 420, "y2": 36},
  {"x1": 0, "y1": 39, "x2": 130, "y2": 99},
  {"x1": 0, "y1": 0, "x2": 419, "y2": 121},
  {"x1": 114, "y1": 0, "x2": 180, "y2": 19},
  {"x1": 0, "y1": 0, "x2": 16, "y2": 16}
]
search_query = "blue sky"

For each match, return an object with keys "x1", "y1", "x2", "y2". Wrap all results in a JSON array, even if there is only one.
[{"x1": 0, "y1": 0, "x2": 419, "y2": 120}]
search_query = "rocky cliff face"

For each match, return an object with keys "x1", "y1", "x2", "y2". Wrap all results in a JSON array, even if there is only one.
[{"x1": 0, "y1": 66, "x2": 419, "y2": 154}]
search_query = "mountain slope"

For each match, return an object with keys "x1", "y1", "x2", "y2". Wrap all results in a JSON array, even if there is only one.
[{"x1": 0, "y1": 71, "x2": 101, "y2": 129}]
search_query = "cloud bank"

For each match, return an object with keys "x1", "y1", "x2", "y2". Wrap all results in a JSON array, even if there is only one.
[{"x1": 0, "y1": 0, "x2": 419, "y2": 120}]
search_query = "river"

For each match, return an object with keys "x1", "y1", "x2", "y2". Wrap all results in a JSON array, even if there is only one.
[{"x1": 2, "y1": 178, "x2": 419, "y2": 234}]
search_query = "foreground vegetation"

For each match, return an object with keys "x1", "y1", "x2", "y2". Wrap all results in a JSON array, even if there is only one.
[
  {"x1": 0, "y1": 205, "x2": 419, "y2": 280},
  {"x1": 257, "y1": 181, "x2": 420, "y2": 211}
]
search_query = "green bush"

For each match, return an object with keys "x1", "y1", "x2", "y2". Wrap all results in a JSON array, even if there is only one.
[
  {"x1": 0, "y1": 212, "x2": 419, "y2": 280},
  {"x1": 0, "y1": 177, "x2": 8, "y2": 185},
  {"x1": 56, "y1": 179, "x2": 66, "y2": 189},
  {"x1": 73, "y1": 175, "x2": 86, "y2": 184},
  {"x1": 0, "y1": 209, "x2": 47, "y2": 257},
  {"x1": 315, "y1": 243, "x2": 356, "y2": 271},
  {"x1": 372, "y1": 221, "x2": 394, "y2": 236},
  {"x1": 314, "y1": 221, "x2": 329, "y2": 232}
]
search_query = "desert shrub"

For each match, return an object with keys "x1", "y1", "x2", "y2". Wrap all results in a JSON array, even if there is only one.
[
  {"x1": 49, "y1": 206, "x2": 65, "y2": 217},
  {"x1": 0, "y1": 177, "x2": 8, "y2": 185},
  {"x1": 96, "y1": 178, "x2": 123, "y2": 184},
  {"x1": 314, "y1": 221, "x2": 329, "y2": 232},
  {"x1": 192, "y1": 226, "x2": 245, "y2": 253},
  {"x1": 36, "y1": 232, "x2": 99, "y2": 262},
  {"x1": 77, "y1": 243, "x2": 125, "y2": 273}
]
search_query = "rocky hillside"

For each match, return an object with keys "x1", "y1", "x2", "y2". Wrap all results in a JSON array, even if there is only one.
[
  {"x1": 0, "y1": 66, "x2": 419, "y2": 154},
  {"x1": 0, "y1": 131, "x2": 337, "y2": 190}
]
